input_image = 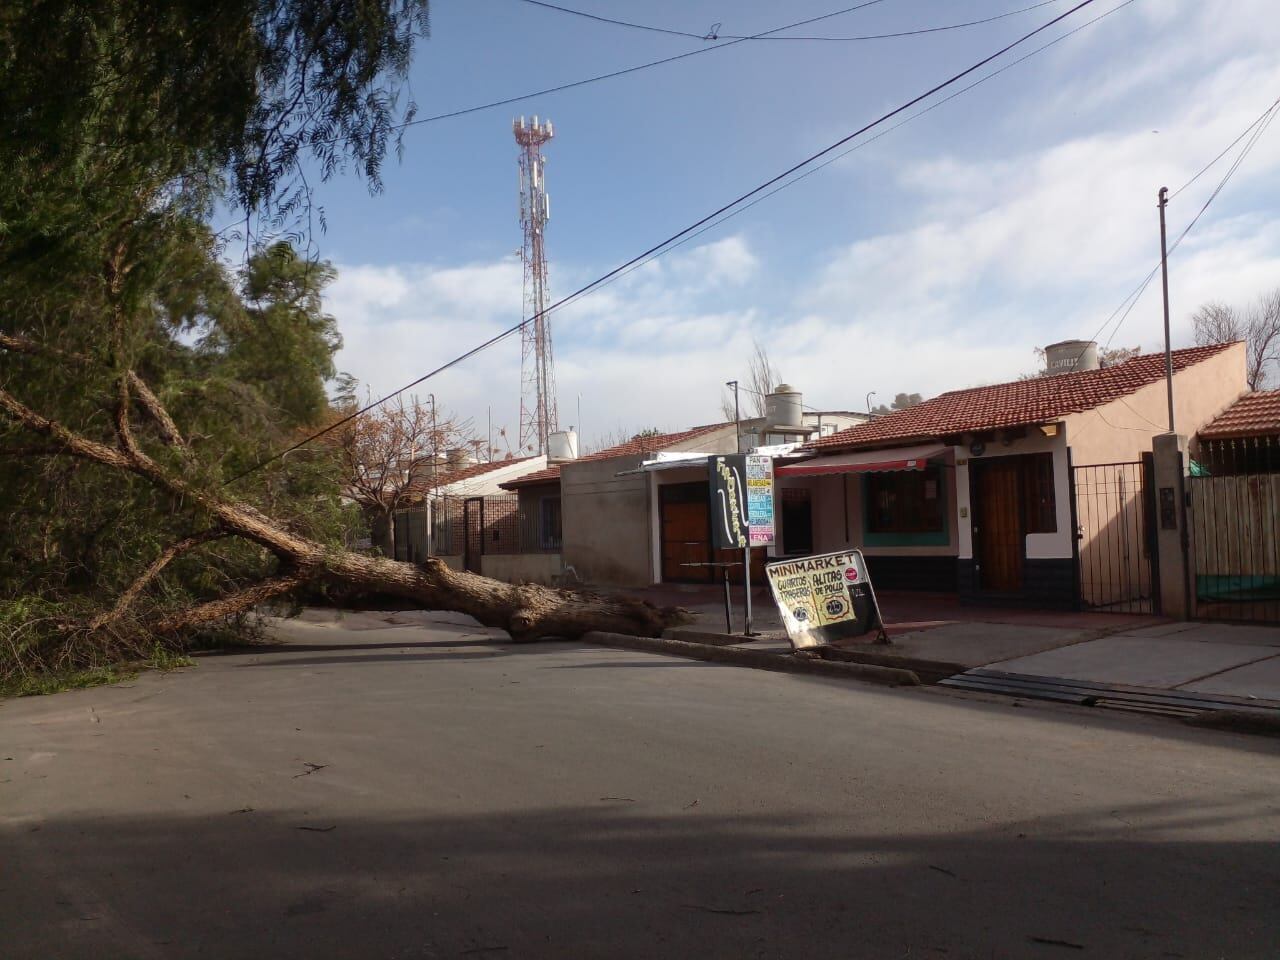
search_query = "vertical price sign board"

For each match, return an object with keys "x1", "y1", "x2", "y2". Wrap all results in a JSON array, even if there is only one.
[
  {"x1": 765, "y1": 549, "x2": 888, "y2": 650},
  {"x1": 708, "y1": 455, "x2": 748, "y2": 550},
  {"x1": 745, "y1": 454, "x2": 775, "y2": 547}
]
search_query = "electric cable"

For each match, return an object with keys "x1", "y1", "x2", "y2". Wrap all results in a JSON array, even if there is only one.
[
  {"x1": 393, "y1": 1, "x2": 891, "y2": 132},
  {"x1": 515, "y1": 0, "x2": 1065, "y2": 43},
  {"x1": 557, "y1": 0, "x2": 1138, "y2": 308}
]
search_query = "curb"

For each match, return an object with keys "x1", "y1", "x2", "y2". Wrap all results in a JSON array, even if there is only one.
[
  {"x1": 662, "y1": 627, "x2": 769, "y2": 646},
  {"x1": 582, "y1": 632, "x2": 921, "y2": 687},
  {"x1": 816, "y1": 647, "x2": 966, "y2": 684},
  {"x1": 1183, "y1": 709, "x2": 1280, "y2": 738}
]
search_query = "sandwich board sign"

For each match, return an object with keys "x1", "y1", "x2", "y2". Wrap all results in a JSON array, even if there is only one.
[{"x1": 765, "y1": 549, "x2": 888, "y2": 650}]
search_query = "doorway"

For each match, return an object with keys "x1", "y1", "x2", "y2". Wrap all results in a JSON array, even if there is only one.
[
  {"x1": 972, "y1": 459, "x2": 1023, "y2": 592},
  {"x1": 658, "y1": 481, "x2": 767, "y2": 584},
  {"x1": 781, "y1": 487, "x2": 813, "y2": 556},
  {"x1": 660, "y1": 482, "x2": 711, "y2": 583}
]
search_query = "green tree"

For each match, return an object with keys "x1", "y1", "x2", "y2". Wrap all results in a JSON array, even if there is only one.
[{"x1": 0, "y1": 0, "x2": 682, "y2": 684}]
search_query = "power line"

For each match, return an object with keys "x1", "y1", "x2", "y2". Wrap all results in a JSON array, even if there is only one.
[
  {"x1": 514, "y1": 0, "x2": 713, "y2": 40},
  {"x1": 517, "y1": 0, "x2": 1067, "y2": 42},
  {"x1": 227, "y1": 0, "x2": 1111, "y2": 483},
  {"x1": 559, "y1": 0, "x2": 1138, "y2": 308},
  {"x1": 1170, "y1": 94, "x2": 1280, "y2": 200},
  {"x1": 393, "y1": 1, "x2": 891, "y2": 132},
  {"x1": 1082, "y1": 96, "x2": 1280, "y2": 356}
]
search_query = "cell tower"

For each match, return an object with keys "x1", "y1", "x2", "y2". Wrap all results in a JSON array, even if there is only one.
[{"x1": 514, "y1": 115, "x2": 559, "y2": 455}]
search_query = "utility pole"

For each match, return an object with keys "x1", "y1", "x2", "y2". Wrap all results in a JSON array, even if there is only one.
[
  {"x1": 428, "y1": 392, "x2": 438, "y2": 499},
  {"x1": 726, "y1": 379, "x2": 741, "y2": 452},
  {"x1": 514, "y1": 116, "x2": 559, "y2": 454},
  {"x1": 1158, "y1": 186, "x2": 1175, "y2": 432}
]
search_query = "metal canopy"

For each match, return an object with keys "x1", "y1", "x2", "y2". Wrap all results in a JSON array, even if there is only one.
[{"x1": 775, "y1": 443, "x2": 952, "y2": 478}]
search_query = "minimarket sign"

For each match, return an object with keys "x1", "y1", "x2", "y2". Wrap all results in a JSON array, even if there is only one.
[{"x1": 765, "y1": 549, "x2": 887, "y2": 649}]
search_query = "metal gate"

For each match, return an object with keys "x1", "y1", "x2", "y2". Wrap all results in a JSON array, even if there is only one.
[
  {"x1": 462, "y1": 496, "x2": 484, "y2": 573},
  {"x1": 1190, "y1": 437, "x2": 1280, "y2": 623},
  {"x1": 1072, "y1": 459, "x2": 1159, "y2": 614}
]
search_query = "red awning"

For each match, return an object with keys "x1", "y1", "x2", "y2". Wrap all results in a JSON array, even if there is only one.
[{"x1": 775, "y1": 443, "x2": 951, "y2": 478}]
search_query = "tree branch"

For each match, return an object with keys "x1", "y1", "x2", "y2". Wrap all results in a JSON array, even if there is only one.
[
  {"x1": 152, "y1": 570, "x2": 313, "y2": 634},
  {"x1": 126, "y1": 372, "x2": 188, "y2": 450},
  {"x1": 89, "y1": 529, "x2": 228, "y2": 631}
]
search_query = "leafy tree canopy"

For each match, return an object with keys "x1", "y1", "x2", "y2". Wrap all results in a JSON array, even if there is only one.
[{"x1": 0, "y1": 1, "x2": 431, "y2": 680}]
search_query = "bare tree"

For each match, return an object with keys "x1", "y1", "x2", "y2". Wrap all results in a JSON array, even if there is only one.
[
  {"x1": 722, "y1": 340, "x2": 782, "y2": 420},
  {"x1": 871, "y1": 393, "x2": 923, "y2": 415},
  {"x1": 336, "y1": 396, "x2": 476, "y2": 558},
  {"x1": 1192, "y1": 291, "x2": 1280, "y2": 390}
]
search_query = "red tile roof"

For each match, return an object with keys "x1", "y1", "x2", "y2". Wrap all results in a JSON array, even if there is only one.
[
  {"x1": 500, "y1": 423, "x2": 732, "y2": 489},
  {"x1": 808, "y1": 343, "x2": 1236, "y2": 452},
  {"x1": 1198, "y1": 390, "x2": 1280, "y2": 439}
]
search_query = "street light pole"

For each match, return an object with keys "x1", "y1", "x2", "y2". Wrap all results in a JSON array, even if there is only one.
[
  {"x1": 1157, "y1": 187, "x2": 1176, "y2": 433},
  {"x1": 865, "y1": 391, "x2": 877, "y2": 416},
  {"x1": 428, "y1": 393, "x2": 438, "y2": 497},
  {"x1": 726, "y1": 379, "x2": 741, "y2": 453}
]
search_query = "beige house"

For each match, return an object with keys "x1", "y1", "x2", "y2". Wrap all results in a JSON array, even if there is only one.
[
  {"x1": 502, "y1": 423, "x2": 743, "y2": 585},
  {"x1": 779, "y1": 342, "x2": 1247, "y2": 608}
]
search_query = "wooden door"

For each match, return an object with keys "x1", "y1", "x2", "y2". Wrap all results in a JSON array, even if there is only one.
[
  {"x1": 974, "y1": 460, "x2": 1023, "y2": 592},
  {"x1": 661, "y1": 484, "x2": 712, "y2": 583}
]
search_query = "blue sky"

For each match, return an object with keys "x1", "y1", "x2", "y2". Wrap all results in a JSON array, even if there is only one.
[{"x1": 308, "y1": 0, "x2": 1280, "y2": 451}]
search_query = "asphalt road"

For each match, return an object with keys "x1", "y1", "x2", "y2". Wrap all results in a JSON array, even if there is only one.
[{"x1": 3, "y1": 611, "x2": 1280, "y2": 959}]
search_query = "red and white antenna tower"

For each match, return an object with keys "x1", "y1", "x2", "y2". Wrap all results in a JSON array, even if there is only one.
[{"x1": 514, "y1": 115, "x2": 559, "y2": 455}]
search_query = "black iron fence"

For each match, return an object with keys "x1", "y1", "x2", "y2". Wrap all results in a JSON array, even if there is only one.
[
  {"x1": 1190, "y1": 436, "x2": 1280, "y2": 623},
  {"x1": 1072, "y1": 459, "x2": 1158, "y2": 614},
  {"x1": 392, "y1": 494, "x2": 561, "y2": 565}
]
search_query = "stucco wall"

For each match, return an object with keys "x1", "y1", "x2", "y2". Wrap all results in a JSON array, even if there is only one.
[
  {"x1": 1065, "y1": 343, "x2": 1247, "y2": 466},
  {"x1": 481, "y1": 553, "x2": 562, "y2": 585},
  {"x1": 665, "y1": 426, "x2": 740, "y2": 454},
  {"x1": 561, "y1": 454, "x2": 651, "y2": 586}
]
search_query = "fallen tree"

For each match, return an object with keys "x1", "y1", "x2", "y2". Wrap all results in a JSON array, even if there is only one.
[{"x1": 0, "y1": 333, "x2": 688, "y2": 642}]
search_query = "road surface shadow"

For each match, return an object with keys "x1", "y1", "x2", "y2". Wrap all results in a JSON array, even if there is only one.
[{"x1": 3, "y1": 799, "x2": 1277, "y2": 959}]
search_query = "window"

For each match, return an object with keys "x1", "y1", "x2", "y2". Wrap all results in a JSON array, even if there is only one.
[
  {"x1": 866, "y1": 466, "x2": 945, "y2": 535},
  {"x1": 1022, "y1": 453, "x2": 1057, "y2": 533},
  {"x1": 539, "y1": 496, "x2": 562, "y2": 550}
]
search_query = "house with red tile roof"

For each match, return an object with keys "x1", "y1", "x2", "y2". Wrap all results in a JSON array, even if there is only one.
[
  {"x1": 1195, "y1": 388, "x2": 1280, "y2": 474},
  {"x1": 774, "y1": 342, "x2": 1247, "y2": 609}
]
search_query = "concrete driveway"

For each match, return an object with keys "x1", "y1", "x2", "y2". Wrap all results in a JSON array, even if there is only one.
[{"x1": 3, "y1": 610, "x2": 1280, "y2": 959}]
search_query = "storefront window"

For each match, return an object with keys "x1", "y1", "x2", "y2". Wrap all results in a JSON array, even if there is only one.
[{"x1": 866, "y1": 466, "x2": 945, "y2": 535}]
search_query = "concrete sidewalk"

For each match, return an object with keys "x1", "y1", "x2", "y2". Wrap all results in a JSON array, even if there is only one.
[
  {"x1": 989, "y1": 621, "x2": 1280, "y2": 701},
  {"x1": 640, "y1": 584, "x2": 1163, "y2": 677},
  {"x1": 635, "y1": 584, "x2": 1280, "y2": 704}
]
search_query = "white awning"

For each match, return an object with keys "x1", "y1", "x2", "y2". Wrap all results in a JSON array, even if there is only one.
[
  {"x1": 613, "y1": 451, "x2": 716, "y2": 477},
  {"x1": 776, "y1": 443, "x2": 952, "y2": 478}
]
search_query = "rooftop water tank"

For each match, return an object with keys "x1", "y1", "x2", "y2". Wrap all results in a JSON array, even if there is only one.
[
  {"x1": 547, "y1": 429, "x2": 579, "y2": 462},
  {"x1": 1044, "y1": 340, "x2": 1099, "y2": 376},
  {"x1": 765, "y1": 384, "x2": 803, "y2": 428}
]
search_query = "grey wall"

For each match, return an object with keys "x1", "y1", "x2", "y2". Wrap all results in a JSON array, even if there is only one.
[{"x1": 561, "y1": 454, "x2": 652, "y2": 586}]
